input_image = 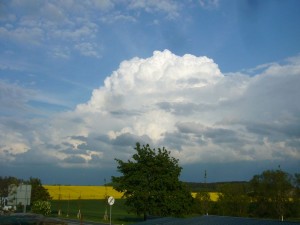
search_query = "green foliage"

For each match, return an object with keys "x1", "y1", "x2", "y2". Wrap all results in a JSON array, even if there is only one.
[
  {"x1": 32, "y1": 200, "x2": 51, "y2": 215},
  {"x1": 0, "y1": 176, "x2": 21, "y2": 197},
  {"x1": 28, "y1": 177, "x2": 51, "y2": 202},
  {"x1": 293, "y1": 173, "x2": 300, "y2": 217},
  {"x1": 217, "y1": 183, "x2": 250, "y2": 217},
  {"x1": 186, "y1": 181, "x2": 248, "y2": 192},
  {"x1": 50, "y1": 199, "x2": 144, "y2": 224},
  {"x1": 112, "y1": 143, "x2": 193, "y2": 220},
  {"x1": 249, "y1": 169, "x2": 294, "y2": 219},
  {"x1": 195, "y1": 191, "x2": 212, "y2": 215},
  {"x1": 295, "y1": 173, "x2": 300, "y2": 198}
]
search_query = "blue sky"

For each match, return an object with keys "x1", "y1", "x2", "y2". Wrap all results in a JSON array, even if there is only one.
[{"x1": 0, "y1": 0, "x2": 300, "y2": 185}]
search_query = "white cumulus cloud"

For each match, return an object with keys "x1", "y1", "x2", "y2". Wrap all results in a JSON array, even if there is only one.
[{"x1": 1, "y1": 50, "x2": 300, "y2": 168}]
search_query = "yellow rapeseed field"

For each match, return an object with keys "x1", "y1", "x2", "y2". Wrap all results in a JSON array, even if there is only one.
[
  {"x1": 191, "y1": 192, "x2": 219, "y2": 201},
  {"x1": 44, "y1": 185, "x2": 123, "y2": 200},
  {"x1": 44, "y1": 185, "x2": 219, "y2": 201}
]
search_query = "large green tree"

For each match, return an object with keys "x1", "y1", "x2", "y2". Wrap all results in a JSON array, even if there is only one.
[
  {"x1": 27, "y1": 177, "x2": 51, "y2": 203},
  {"x1": 217, "y1": 183, "x2": 250, "y2": 217},
  {"x1": 112, "y1": 143, "x2": 193, "y2": 220},
  {"x1": 249, "y1": 169, "x2": 294, "y2": 220},
  {"x1": 293, "y1": 173, "x2": 300, "y2": 217},
  {"x1": 195, "y1": 191, "x2": 212, "y2": 215}
]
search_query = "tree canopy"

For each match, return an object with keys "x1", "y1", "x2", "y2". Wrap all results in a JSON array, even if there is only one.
[
  {"x1": 193, "y1": 169, "x2": 300, "y2": 220},
  {"x1": 112, "y1": 143, "x2": 193, "y2": 220},
  {"x1": 217, "y1": 182, "x2": 250, "y2": 217},
  {"x1": 249, "y1": 169, "x2": 295, "y2": 220},
  {"x1": 27, "y1": 177, "x2": 51, "y2": 203}
]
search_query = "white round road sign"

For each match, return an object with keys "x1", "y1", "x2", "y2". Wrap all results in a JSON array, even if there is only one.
[{"x1": 108, "y1": 196, "x2": 115, "y2": 206}]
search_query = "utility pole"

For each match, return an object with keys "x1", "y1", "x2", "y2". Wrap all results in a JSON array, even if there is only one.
[
  {"x1": 103, "y1": 178, "x2": 108, "y2": 221},
  {"x1": 204, "y1": 170, "x2": 208, "y2": 215}
]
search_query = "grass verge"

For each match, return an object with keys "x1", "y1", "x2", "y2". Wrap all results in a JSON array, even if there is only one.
[{"x1": 50, "y1": 199, "x2": 143, "y2": 224}]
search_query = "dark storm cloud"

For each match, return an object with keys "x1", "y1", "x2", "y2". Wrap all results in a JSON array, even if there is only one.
[
  {"x1": 245, "y1": 120, "x2": 300, "y2": 140},
  {"x1": 60, "y1": 148, "x2": 86, "y2": 155},
  {"x1": 61, "y1": 142, "x2": 74, "y2": 148},
  {"x1": 176, "y1": 122, "x2": 204, "y2": 134},
  {"x1": 174, "y1": 122, "x2": 245, "y2": 148},
  {"x1": 111, "y1": 133, "x2": 152, "y2": 147},
  {"x1": 89, "y1": 154, "x2": 103, "y2": 164},
  {"x1": 109, "y1": 109, "x2": 141, "y2": 117},
  {"x1": 204, "y1": 127, "x2": 242, "y2": 145},
  {"x1": 12, "y1": 148, "x2": 59, "y2": 166},
  {"x1": 157, "y1": 101, "x2": 201, "y2": 115},
  {"x1": 77, "y1": 143, "x2": 92, "y2": 150},
  {"x1": 1, "y1": 118, "x2": 30, "y2": 131},
  {"x1": 70, "y1": 135, "x2": 88, "y2": 142},
  {"x1": 94, "y1": 133, "x2": 151, "y2": 147},
  {"x1": 63, "y1": 155, "x2": 86, "y2": 164},
  {"x1": 44, "y1": 143, "x2": 62, "y2": 150},
  {"x1": 161, "y1": 130, "x2": 206, "y2": 151}
]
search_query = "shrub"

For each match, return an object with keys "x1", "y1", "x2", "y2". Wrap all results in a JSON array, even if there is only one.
[{"x1": 32, "y1": 200, "x2": 51, "y2": 216}]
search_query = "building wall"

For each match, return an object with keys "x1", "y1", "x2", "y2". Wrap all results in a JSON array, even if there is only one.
[{"x1": 7, "y1": 184, "x2": 31, "y2": 206}]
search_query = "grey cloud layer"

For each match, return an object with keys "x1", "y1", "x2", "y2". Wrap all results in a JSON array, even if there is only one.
[{"x1": 1, "y1": 50, "x2": 299, "y2": 168}]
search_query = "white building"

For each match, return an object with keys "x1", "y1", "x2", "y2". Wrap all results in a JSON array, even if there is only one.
[{"x1": 7, "y1": 184, "x2": 31, "y2": 207}]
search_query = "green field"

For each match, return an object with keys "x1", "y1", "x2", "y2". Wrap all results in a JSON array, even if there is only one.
[{"x1": 50, "y1": 199, "x2": 144, "y2": 224}]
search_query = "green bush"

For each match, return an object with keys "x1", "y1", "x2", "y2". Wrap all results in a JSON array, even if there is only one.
[{"x1": 32, "y1": 200, "x2": 51, "y2": 216}]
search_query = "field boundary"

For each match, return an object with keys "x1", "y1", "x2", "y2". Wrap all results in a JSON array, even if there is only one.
[{"x1": 44, "y1": 185, "x2": 219, "y2": 201}]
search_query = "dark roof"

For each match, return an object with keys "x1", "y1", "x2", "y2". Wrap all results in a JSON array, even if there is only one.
[{"x1": 134, "y1": 215, "x2": 300, "y2": 225}]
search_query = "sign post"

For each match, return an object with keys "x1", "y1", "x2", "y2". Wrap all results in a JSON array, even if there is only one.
[
  {"x1": 108, "y1": 196, "x2": 115, "y2": 225},
  {"x1": 7, "y1": 184, "x2": 31, "y2": 212}
]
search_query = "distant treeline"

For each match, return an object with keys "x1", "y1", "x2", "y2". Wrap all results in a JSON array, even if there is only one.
[
  {"x1": 185, "y1": 181, "x2": 248, "y2": 192},
  {"x1": 189, "y1": 170, "x2": 300, "y2": 221}
]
